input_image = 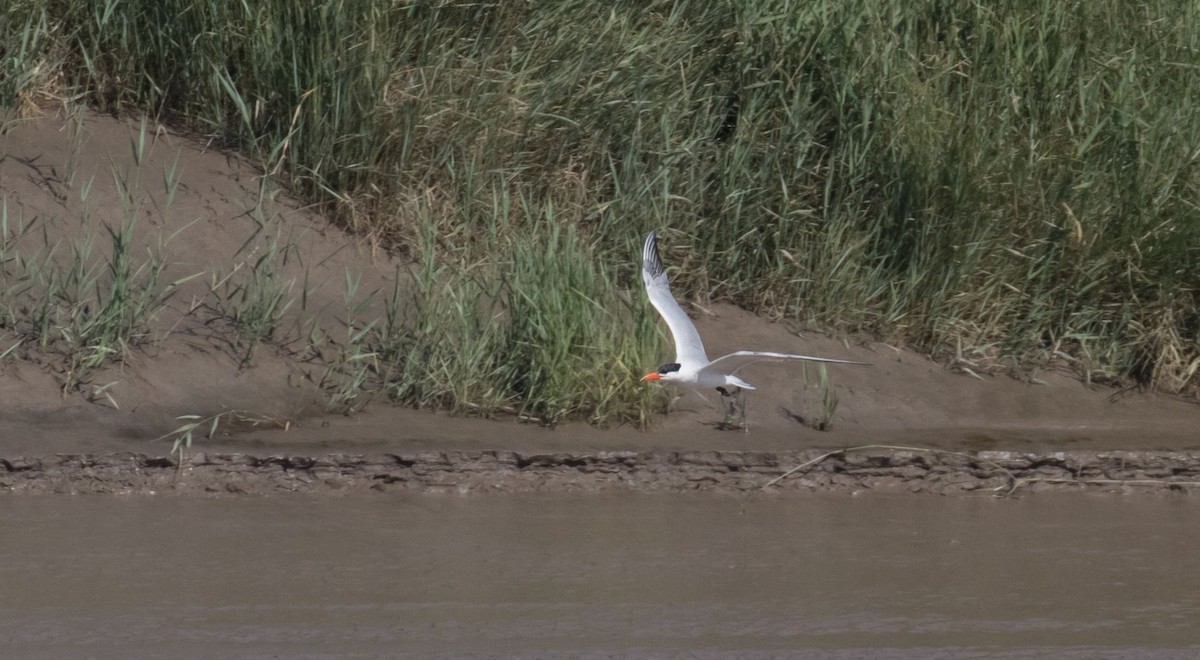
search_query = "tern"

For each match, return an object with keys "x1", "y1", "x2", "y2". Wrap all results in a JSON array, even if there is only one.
[{"x1": 638, "y1": 230, "x2": 868, "y2": 428}]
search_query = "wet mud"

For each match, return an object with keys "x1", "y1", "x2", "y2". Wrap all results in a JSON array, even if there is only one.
[
  {"x1": 4, "y1": 447, "x2": 1200, "y2": 496},
  {"x1": 5, "y1": 495, "x2": 1200, "y2": 657}
]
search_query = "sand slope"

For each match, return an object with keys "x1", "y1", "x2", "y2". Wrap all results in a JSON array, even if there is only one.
[{"x1": 1, "y1": 109, "x2": 1196, "y2": 459}]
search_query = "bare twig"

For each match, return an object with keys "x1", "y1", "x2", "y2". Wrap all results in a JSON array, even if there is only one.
[{"x1": 764, "y1": 444, "x2": 1019, "y2": 491}]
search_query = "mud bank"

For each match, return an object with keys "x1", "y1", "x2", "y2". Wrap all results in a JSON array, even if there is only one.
[{"x1": 3, "y1": 448, "x2": 1200, "y2": 496}]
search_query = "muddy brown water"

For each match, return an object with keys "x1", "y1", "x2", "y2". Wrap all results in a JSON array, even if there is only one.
[{"x1": 2, "y1": 494, "x2": 1198, "y2": 658}]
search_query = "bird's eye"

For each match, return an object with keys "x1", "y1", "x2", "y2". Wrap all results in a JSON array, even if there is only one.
[{"x1": 658, "y1": 363, "x2": 681, "y2": 374}]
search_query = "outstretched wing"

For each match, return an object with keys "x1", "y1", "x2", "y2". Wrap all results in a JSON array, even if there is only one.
[
  {"x1": 703, "y1": 350, "x2": 870, "y2": 376},
  {"x1": 642, "y1": 231, "x2": 708, "y2": 367}
]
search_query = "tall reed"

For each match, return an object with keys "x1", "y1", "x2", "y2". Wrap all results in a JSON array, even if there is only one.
[{"x1": 3, "y1": 0, "x2": 1197, "y2": 416}]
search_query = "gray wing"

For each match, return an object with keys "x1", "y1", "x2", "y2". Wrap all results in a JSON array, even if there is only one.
[
  {"x1": 703, "y1": 350, "x2": 870, "y2": 376},
  {"x1": 642, "y1": 231, "x2": 708, "y2": 367}
]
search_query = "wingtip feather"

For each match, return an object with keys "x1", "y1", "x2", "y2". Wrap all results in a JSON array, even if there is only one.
[{"x1": 643, "y1": 230, "x2": 665, "y2": 278}]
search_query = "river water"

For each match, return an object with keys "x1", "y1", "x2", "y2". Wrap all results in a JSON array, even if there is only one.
[{"x1": 2, "y1": 493, "x2": 1198, "y2": 658}]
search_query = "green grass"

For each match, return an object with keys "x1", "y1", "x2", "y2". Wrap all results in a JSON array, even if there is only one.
[
  {"x1": 329, "y1": 218, "x2": 667, "y2": 426},
  {"x1": 155, "y1": 410, "x2": 290, "y2": 462},
  {"x1": 2, "y1": 0, "x2": 1198, "y2": 421},
  {"x1": 0, "y1": 185, "x2": 184, "y2": 392},
  {"x1": 0, "y1": 116, "x2": 201, "y2": 391},
  {"x1": 205, "y1": 211, "x2": 302, "y2": 366}
]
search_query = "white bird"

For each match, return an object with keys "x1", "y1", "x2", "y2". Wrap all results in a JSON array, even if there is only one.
[{"x1": 638, "y1": 230, "x2": 867, "y2": 426}]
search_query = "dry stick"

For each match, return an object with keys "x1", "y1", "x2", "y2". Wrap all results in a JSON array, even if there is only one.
[
  {"x1": 763, "y1": 448, "x2": 853, "y2": 489},
  {"x1": 764, "y1": 444, "x2": 1200, "y2": 494},
  {"x1": 762, "y1": 444, "x2": 1019, "y2": 490},
  {"x1": 758, "y1": 448, "x2": 1012, "y2": 494}
]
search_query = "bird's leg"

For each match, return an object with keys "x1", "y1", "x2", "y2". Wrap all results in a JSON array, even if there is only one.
[{"x1": 716, "y1": 387, "x2": 745, "y2": 430}]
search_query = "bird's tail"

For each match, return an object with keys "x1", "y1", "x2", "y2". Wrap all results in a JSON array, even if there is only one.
[{"x1": 726, "y1": 375, "x2": 755, "y2": 390}]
